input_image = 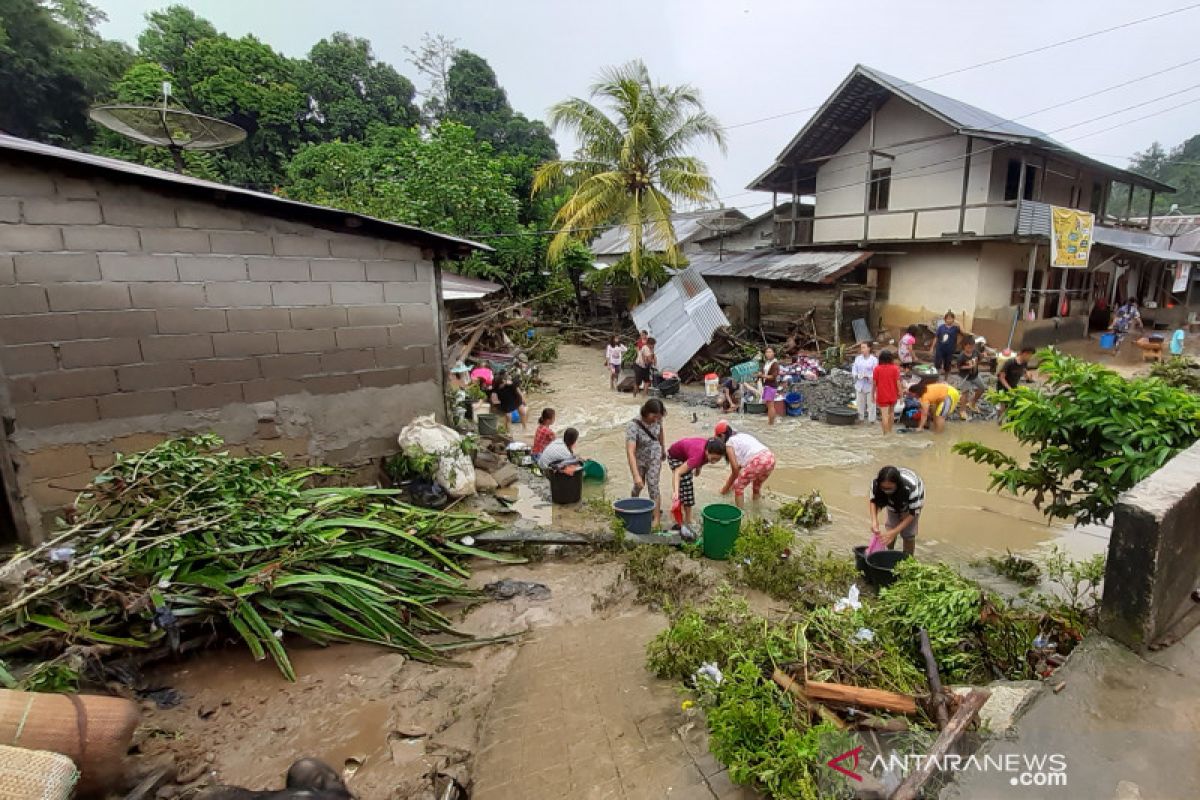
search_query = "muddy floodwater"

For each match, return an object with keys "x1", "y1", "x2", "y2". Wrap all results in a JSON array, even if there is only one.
[{"x1": 523, "y1": 344, "x2": 1110, "y2": 566}]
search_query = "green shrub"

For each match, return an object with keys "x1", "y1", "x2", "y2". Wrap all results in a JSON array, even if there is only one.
[
  {"x1": 1150, "y1": 356, "x2": 1200, "y2": 394},
  {"x1": 705, "y1": 659, "x2": 855, "y2": 800},
  {"x1": 731, "y1": 519, "x2": 857, "y2": 607},
  {"x1": 646, "y1": 586, "x2": 788, "y2": 680}
]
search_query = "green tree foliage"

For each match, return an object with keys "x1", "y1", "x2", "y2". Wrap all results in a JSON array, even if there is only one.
[
  {"x1": 284, "y1": 122, "x2": 519, "y2": 234},
  {"x1": 1115, "y1": 136, "x2": 1200, "y2": 216},
  {"x1": 301, "y1": 32, "x2": 420, "y2": 142},
  {"x1": 0, "y1": 0, "x2": 130, "y2": 143},
  {"x1": 533, "y1": 61, "x2": 724, "y2": 301},
  {"x1": 136, "y1": 4, "x2": 217, "y2": 75},
  {"x1": 954, "y1": 349, "x2": 1200, "y2": 525}
]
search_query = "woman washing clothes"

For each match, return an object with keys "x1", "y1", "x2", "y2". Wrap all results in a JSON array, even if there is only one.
[
  {"x1": 625, "y1": 399, "x2": 667, "y2": 529},
  {"x1": 667, "y1": 436, "x2": 726, "y2": 528},
  {"x1": 869, "y1": 465, "x2": 925, "y2": 556},
  {"x1": 713, "y1": 421, "x2": 776, "y2": 508}
]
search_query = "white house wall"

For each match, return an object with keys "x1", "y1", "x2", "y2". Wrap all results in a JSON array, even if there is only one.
[
  {"x1": 813, "y1": 97, "x2": 993, "y2": 243},
  {"x1": 879, "y1": 245, "x2": 982, "y2": 328}
]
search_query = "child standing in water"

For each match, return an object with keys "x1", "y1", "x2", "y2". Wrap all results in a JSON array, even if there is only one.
[
  {"x1": 873, "y1": 350, "x2": 903, "y2": 434},
  {"x1": 852, "y1": 342, "x2": 879, "y2": 423},
  {"x1": 759, "y1": 346, "x2": 781, "y2": 426},
  {"x1": 932, "y1": 311, "x2": 961, "y2": 378},
  {"x1": 605, "y1": 336, "x2": 627, "y2": 391},
  {"x1": 899, "y1": 325, "x2": 918, "y2": 375}
]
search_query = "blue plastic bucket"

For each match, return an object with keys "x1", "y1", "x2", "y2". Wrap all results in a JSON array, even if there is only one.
[
  {"x1": 509, "y1": 410, "x2": 521, "y2": 423},
  {"x1": 613, "y1": 497, "x2": 655, "y2": 536},
  {"x1": 1099, "y1": 332, "x2": 1116, "y2": 350},
  {"x1": 784, "y1": 391, "x2": 804, "y2": 417}
]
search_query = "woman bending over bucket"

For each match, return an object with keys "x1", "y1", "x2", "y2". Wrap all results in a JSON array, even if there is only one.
[
  {"x1": 869, "y1": 465, "x2": 924, "y2": 556},
  {"x1": 714, "y1": 420, "x2": 776, "y2": 508},
  {"x1": 667, "y1": 436, "x2": 726, "y2": 527}
]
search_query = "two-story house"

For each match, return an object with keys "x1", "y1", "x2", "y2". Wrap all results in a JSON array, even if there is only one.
[{"x1": 746, "y1": 65, "x2": 1199, "y2": 346}]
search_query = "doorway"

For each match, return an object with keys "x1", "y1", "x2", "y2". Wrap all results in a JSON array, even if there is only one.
[{"x1": 747, "y1": 288, "x2": 761, "y2": 329}]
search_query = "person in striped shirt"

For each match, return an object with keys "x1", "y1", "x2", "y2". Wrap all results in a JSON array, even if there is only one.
[{"x1": 869, "y1": 465, "x2": 924, "y2": 556}]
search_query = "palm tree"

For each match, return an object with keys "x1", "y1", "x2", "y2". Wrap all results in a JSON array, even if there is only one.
[{"x1": 532, "y1": 60, "x2": 725, "y2": 301}]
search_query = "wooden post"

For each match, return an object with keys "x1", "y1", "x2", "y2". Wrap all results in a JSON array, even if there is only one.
[
  {"x1": 1022, "y1": 244, "x2": 1038, "y2": 320},
  {"x1": 1038, "y1": 259, "x2": 1052, "y2": 319},
  {"x1": 834, "y1": 287, "x2": 844, "y2": 348},
  {"x1": 957, "y1": 136, "x2": 973, "y2": 235},
  {"x1": 1038, "y1": 154, "x2": 1047, "y2": 201},
  {"x1": 790, "y1": 173, "x2": 799, "y2": 248},
  {"x1": 890, "y1": 690, "x2": 991, "y2": 800},
  {"x1": 1147, "y1": 190, "x2": 1156, "y2": 230},
  {"x1": 863, "y1": 106, "x2": 876, "y2": 242},
  {"x1": 1015, "y1": 157, "x2": 1027, "y2": 203},
  {"x1": 1124, "y1": 182, "x2": 1135, "y2": 223}
]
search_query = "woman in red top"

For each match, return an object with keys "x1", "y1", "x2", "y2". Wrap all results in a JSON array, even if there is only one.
[{"x1": 873, "y1": 350, "x2": 903, "y2": 434}]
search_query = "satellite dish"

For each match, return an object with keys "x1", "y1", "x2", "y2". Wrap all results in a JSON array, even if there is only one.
[{"x1": 88, "y1": 83, "x2": 247, "y2": 173}]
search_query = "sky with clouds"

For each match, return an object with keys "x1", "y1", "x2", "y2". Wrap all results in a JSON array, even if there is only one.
[{"x1": 98, "y1": 0, "x2": 1200, "y2": 215}]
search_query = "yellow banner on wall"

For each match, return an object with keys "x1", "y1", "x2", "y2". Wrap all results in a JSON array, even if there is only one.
[{"x1": 1050, "y1": 207, "x2": 1094, "y2": 268}]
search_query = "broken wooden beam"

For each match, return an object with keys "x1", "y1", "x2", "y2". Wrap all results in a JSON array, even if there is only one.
[
  {"x1": 771, "y1": 671, "x2": 921, "y2": 716},
  {"x1": 889, "y1": 689, "x2": 990, "y2": 800},
  {"x1": 804, "y1": 680, "x2": 920, "y2": 715}
]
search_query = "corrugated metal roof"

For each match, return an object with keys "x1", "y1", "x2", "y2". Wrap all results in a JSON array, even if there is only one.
[
  {"x1": 1097, "y1": 241, "x2": 1200, "y2": 264},
  {"x1": 1015, "y1": 201, "x2": 1199, "y2": 263},
  {"x1": 441, "y1": 271, "x2": 502, "y2": 300},
  {"x1": 0, "y1": 134, "x2": 489, "y2": 253},
  {"x1": 631, "y1": 267, "x2": 730, "y2": 372},
  {"x1": 689, "y1": 249, "x2": 870, "y2": 284},
  {"x1": 748, "y1": 65, "x2": 1174, "y2": 195},
  {"x1": 589, "y1": 209, "x2": 748, "y2": 256}
]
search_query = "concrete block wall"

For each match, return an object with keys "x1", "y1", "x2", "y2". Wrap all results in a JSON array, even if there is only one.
[
  {"x1": 0, "y1": 160, "x2": 449, "y2": 542},
  {"x1": 1101, "y1": 439, "x2": 1200, "y2": 652}
]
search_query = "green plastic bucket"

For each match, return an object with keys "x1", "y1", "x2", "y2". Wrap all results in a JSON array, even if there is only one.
[
  {"x1": 581, "y1": 460, "x2": 607, "y2": 481},
  {"x1": 701, "y1": 503, "x2": 743, "y2": 560}
]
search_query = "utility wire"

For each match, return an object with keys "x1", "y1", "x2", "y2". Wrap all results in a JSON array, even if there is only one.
[{"x1": 722, "y1": 3, "x2": 1200, "y2": 131}]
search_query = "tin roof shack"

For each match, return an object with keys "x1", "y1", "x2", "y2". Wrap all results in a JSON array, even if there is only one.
[
  {"x1": 590, "y1": 208, "x2": 749, "y2": 266},
  {"x1": 0, "y1": 135, "x2": 486, "y2": 544},
  {"x1": 690, "y1": 250, "x2": 874, "y2": 346}
]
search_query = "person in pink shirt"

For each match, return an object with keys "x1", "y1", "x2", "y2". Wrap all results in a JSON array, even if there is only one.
[{"x1": 667, "y1": 436, "x2": 726, "y2": 527}]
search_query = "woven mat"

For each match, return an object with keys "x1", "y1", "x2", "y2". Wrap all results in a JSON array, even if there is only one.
[{"x1": 0, "y1": 744, "x2": 78, "y2": 800}]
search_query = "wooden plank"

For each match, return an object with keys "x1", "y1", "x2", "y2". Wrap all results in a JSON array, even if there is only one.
[
  {"x1": 778, "y1": 676, "x2": 922, "y2": 715},
  {"x1": 890, "y1": 689, "x2": 990, "y2": 800}
]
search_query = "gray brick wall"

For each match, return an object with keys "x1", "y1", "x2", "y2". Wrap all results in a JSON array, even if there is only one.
[
  {"x1": 1, "y1": 160, "x2": 449, "y2": 542},
  {"x1": 0, "y1": 160, "x2": 441, "y2": 433}
]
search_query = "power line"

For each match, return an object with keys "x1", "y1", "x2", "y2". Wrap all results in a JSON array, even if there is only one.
[{"x1": 722, "y1": 3, "x2": 1200, "y2": 131}]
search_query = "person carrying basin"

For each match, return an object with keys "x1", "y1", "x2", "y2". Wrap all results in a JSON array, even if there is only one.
[
  {"x1": 713, "y1": 421, "x2": 776, "y2": 508},
  {"x1": 625, "y1": 399, "x2": 667, "y2": 529},
  {"x1": 667, "y1": 435, "x2": 726, "y2": 528},
  {"x1": 869, "y1": 465, "x2": 924, "y2": 556}
]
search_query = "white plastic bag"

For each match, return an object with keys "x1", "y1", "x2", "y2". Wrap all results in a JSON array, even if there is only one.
[{"x1": 397, "y1": 415, "x2": 476, "y2": 498}]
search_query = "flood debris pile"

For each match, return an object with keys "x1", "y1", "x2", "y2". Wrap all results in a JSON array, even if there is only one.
[
  {"x1": 646, "y1": 528, "x2": 1104, "y2": 799},
  {"x1": 0, "y1": 435, "x2": 510, "y2": 688}
]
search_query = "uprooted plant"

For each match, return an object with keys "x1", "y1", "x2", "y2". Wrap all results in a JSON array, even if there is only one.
[
  {"x1": 777, "y1": 492, "x2": 832, "y2": 530},
  {"x1": 0, "y1": 435, "x2": 514, "y2": 686}
]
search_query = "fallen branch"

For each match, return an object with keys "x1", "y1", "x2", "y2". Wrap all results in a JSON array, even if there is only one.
[
  {"x1": 918, "y1": 628, "x2": 950, "y2": 729},
  {"x1": 889, "y1": 689, "x2": 990, "y2": 800}
]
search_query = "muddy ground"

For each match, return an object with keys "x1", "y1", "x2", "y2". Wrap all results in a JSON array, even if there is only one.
[{"x1": 126, "y1": 341, "x2": 1130, "y2": 798}]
